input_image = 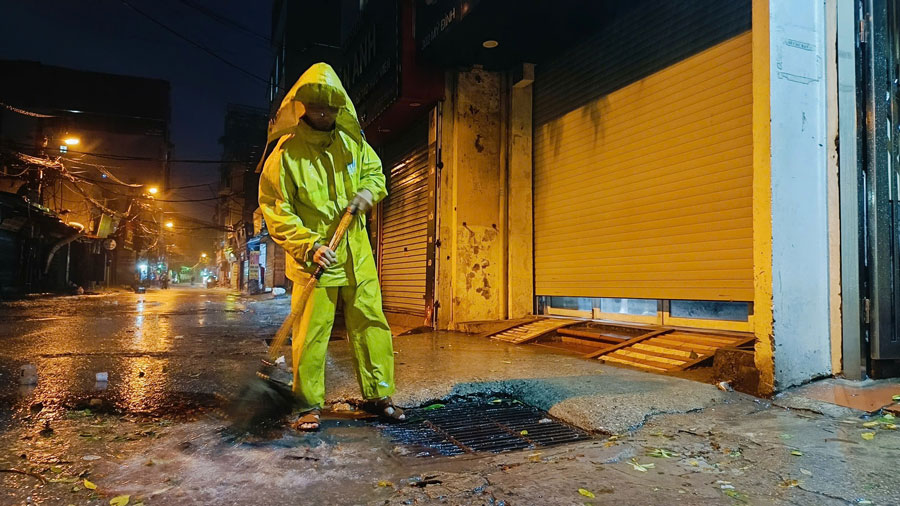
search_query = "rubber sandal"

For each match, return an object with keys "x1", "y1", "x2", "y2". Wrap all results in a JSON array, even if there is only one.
[
  {"x1": 365, "y1": 397, "x2": 406, "y2": 422},
  {"x1": 290, "y1": 409, "x2": 321, "y2": 431}
]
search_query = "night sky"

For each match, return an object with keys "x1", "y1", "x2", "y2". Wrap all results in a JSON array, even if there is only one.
[{"x1": 0, "y1": 0, "x2": 274, "y2": 223}]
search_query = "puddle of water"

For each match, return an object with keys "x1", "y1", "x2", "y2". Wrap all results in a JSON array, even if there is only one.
[{"x1": 797, "y1": 382, "x2": 900, "y2": 412}]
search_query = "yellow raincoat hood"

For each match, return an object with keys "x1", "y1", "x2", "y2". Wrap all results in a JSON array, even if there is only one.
[{"x1": 266, "y1": 63, "x2": 363, "y2": 146}]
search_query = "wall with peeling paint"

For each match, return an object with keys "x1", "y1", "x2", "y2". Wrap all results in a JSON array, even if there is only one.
[
  {"x1": 436, "y1": 69, "x2": 507, "y2": 328},
  {"x1": 764, "y1": 0, "x2": 833, "y2": 389}
]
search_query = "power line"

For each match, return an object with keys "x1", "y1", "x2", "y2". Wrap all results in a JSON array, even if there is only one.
[
  {"x1": 120, "y1": 0, "x2": 272, "y2": 89},
  {"x1": 174, "y1": 0, "x2": 272, "y2": 45}
]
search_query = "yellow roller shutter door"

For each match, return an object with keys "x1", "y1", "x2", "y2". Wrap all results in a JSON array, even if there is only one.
[
  {"x1": 534, "y1": 32, "x2": 753, "y2": 302},
  {"x1": 379, "y1": 147, "x2": 430, "y2": 315}
]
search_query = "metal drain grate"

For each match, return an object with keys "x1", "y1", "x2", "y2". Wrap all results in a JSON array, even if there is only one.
[{"x1": 382, "y1": 397, "x2": 590, "y2": 456}]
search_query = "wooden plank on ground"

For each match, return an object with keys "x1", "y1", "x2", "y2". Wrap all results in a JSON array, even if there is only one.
[
  {"x1": 489, "y1": 318, "x2": 580, "y2": 344},
  {"x1": 629, "y1": 344, "x2": 696, "y2": 362},
  {"x1": 675, "y1": 335, "x2": 757, "y2": 370},
  {"x1": 601, "y1": 354, "x2": 670, "y2": 372},
  {"x1": 583, "y1": 329, "x2": 673, "y2": 359},
  {"x1": 612, "y1": 349, "x2": 685, "y2": 369},
  {"x1": 476, "y1": 319, "x2": 535, "y2": 339},
  {"x1": 674, "y1": 353, "x2": 718, "y2": 371},
  {"x1": 557, "y1": 328, "x2": 629, "y2": 345},
  {"x1": 670, "y1": 333, "x2": 741, "y2": 346},
  {"x1": 588, "y1": 325, "x2": 756, "y2": 373},
  {"x1": 651, "y1": 337, "x2": 718, "y2": 353}
]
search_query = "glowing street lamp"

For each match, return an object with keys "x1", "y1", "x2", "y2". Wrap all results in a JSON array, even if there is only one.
[
  {"x1": 147, "y1": 187, "x2": 159, "y2": 195},
  {"x1": 165, "y1": 221, "x2": 174, "y2": 229},
  {"x1": 63, "y1": 137, "x2": 80, "y2": 146}
]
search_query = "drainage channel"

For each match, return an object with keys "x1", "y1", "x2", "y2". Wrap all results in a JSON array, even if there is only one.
[{"x1": 382, "y1": 396, "x2": 590, "y2": 456}]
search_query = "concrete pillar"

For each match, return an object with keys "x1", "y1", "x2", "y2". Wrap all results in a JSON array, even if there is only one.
[
  {"x1": 752, "y1": 0, "x2": 834, "y2": 393},
  {"x1": 436, "y1": 69, "x2": 505, "y2": 329},
  {"x1": 507, "y1": 68, "x2": 534, "y2": 319}
]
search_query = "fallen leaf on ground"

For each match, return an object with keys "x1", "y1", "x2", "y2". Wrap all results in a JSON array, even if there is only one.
[
  {"x1": 83, "y1": 479, "x2": 97, "y2": 490},
  {"x1": 892, "y1": 394, "x2": 900, "y2": 401},
  {"x1": 648, "y1": 448, "x2": 678, "y2": 458},
  {"x1": 82, "y1": 455, "x2": 100, "y2": 461},
  {"x1": 779, "y1": 479, "x2": 799, "y2": 488},
  {"x1": 690, "y1": 460, "x2": 699, "y2": 467},
  {"x1": 377, "y1": 481, "x2": 394, "y2": 487},
  {"x1": 422, "y1": 403, "x2": 445, "y2": 411},
  {"x1": 520, "y1": 430, "x2": 529, "y2": 436},
  {"x1": 578, "y1": 488, "x2": 595, "y2": 498},
  {"x1": 110, "y1": 495, "x2": 130, "y2": 506},
  {"x1": 884, "y1": 423, "x2": 897, "y2": 430},
  {"x1": 790, "y1": 450, "x2": 803, "y2": 456},
  {"x1": 799, "y1": 468, "x2": 812, "y2": 476},
  {"x1": 862, "y1": 421, "x2": 879, "y2": 428},
  {"x1": 490, "y1": 399, "x2": 502, "y2": 404},
  {"x1": 861, "y1": 432, "x2": 875, "y2": 440},
  {"x1": 50, "y1": 466, "x2": 63, "y2": 473},
  {"x1": 779, "y1": 434, "x2": 793, "y2": 440},
  {"x1": 723, "y1": 489, "x2": 749, "y2": 502},
  {"x1": 628, "y1": 458, "x2": 655, "y2": 472}
]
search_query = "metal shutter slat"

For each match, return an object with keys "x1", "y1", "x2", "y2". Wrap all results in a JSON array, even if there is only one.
[{"x1": 534, "y1": 28, "x2": 753, "y2": 302}]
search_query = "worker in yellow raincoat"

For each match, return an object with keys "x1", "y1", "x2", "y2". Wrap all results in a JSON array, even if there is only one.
[{"x1": 258, "y1": 62, "x2": 404, "y2": 430}]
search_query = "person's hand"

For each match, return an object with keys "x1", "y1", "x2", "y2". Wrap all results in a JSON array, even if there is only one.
[
  {"x1": 350, "y1": 189, "x2": 374, "y2": 214},
  {"x1": 309, "y1": 242, "x2": 337, "y2": 268}
]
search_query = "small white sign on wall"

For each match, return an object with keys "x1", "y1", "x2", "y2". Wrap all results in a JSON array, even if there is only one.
[{"x1": 776, "y1": 26, "x2": 821, "y2": 85}]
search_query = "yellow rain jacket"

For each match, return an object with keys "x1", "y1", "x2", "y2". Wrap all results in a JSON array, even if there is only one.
[
  {"x1": 258, "y1": 63, "x2": 386, "y2": 286},
  {"x1": 258, "y1": 63, "x2": 395, "y2": 408}
]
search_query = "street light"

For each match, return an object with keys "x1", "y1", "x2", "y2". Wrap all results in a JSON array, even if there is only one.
[
  {"x1": 201, "y1": 253, "x2": 208, "y2": 258},
  {"x1": 147, "y1": 187, "x2": 159, "y2": 195},
  {"x1": 165, "y1": 221, "x2": 174, "y2": 229},
  {"x1": 63, "y1": 137, "x2": 80, "y2": 146}
]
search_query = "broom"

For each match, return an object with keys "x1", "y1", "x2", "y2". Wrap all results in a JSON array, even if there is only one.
[{"x1": 227, "y1": 205, "x2": 358, "y2": 432}]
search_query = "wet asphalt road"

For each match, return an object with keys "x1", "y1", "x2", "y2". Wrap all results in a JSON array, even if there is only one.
[
  {"x1": 3, "y1": 288, "x2": 900, "y2": 506},
  {"x1": 0, "y1": 286, "x2": 284, "y2": 420}
]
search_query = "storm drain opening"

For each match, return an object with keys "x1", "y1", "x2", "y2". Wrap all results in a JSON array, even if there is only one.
[{"x1": 382, "y1": 396, "x2": 591, "y2": 456}]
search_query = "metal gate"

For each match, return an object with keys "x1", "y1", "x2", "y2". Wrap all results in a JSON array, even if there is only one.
[
  {"x1": 862, "y1": 0, "x2": 900, "y2": 362},
  {"x1": 377, "y1": 118, "x2": 435, "y2": 317}
]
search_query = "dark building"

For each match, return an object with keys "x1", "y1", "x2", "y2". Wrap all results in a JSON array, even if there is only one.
[
  {"x1": 214, "y1": 104, "x2": 270, "y2": 292},
  {"x1": 0, "y1": 60, "x2": 171, "y2": 294}
]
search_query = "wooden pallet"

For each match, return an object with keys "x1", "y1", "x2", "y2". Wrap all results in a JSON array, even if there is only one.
[
  {"x1": 588, "y1": 329, "x2": 755, "y2": 372},
  {"x1": 488, "y1": 318, "x2": 581, "y2": 344}
]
